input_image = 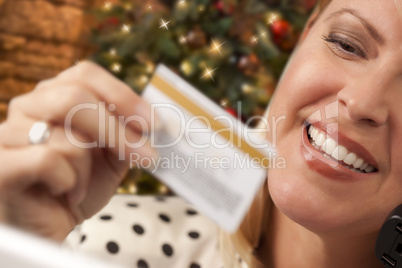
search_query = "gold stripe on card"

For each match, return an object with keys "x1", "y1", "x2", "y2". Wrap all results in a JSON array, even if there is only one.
[{"x1": 151, "y1": 74, "x2": 267, "y2": 165}]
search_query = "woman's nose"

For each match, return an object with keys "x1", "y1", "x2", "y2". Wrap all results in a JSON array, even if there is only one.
[{"x1": 337, "y1": 75, "x2": 391, "y2": 127}]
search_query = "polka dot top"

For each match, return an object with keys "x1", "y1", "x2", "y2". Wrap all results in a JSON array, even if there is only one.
[{"x1": 64, "y1": 195, "x2": 248, "y2": 268}]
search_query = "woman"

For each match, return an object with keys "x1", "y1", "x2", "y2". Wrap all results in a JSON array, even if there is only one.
[
  {"x1": 0, "y1": 0, "x2": 401, "y2": 267},
  {"x1": 227, "y1": 0, "x2": 402, "y2": 267}
]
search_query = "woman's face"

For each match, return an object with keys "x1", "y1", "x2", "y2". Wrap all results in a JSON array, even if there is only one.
[{"x1": 267, "y1": 0, "x2": 402, "y2": 235}]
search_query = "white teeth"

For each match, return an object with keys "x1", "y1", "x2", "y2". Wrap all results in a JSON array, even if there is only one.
[
  {"x1": 359, "y1": 162, "x2": 369, "y2": 171},
  {"x1": 352, "y1": 158, "x2": 364, "y2": 169},
  {"x1": 343, "y1": 152, "x2": 357, "y2": 165},
  {"x1": 365, "y1": 165, "x2": 375, "y2": 173},
  {"x1": 316, "y1": 132, "x2": 326, "y2": 146},
  {"x1": 331, "y1": 145, "x2": 348, "y2": 161},
  {"x1": 308, "y1": 125, "x2": 376, "y2": 173},
  {"x1": 322, "y1": 138, "x2": 336, "y2": 155},
  {"x1": 308, "y1": 125, "x2": 314, "y2": 136},
  {"x1": 311, "y1": 128, "x2": 318, "y2": 140}
]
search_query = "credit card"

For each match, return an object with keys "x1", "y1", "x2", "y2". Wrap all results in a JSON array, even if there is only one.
[{"x1": 140, "y1": 64, "x2": 275, "y2": 233}]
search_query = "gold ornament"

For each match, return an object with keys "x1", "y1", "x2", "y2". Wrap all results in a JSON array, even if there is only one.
[
  {"x1": 186, "y1": 26, "x2": 207, "y2": 48},
  {"x1": 241, "y1": 83, "x2": 254, "y2": 94},
  {"x1": 237, "y1": 54, "x2": 260, "y2": 76},
  {"x1": 136, "y1": 75, "x2": 149, "y2": 87},
  {"x1": 197, "y1": 4, "x2": 205, "y2": 12},
  {"x1": 145, "y1": 61, "x2": 155, "y2": 74},
  {"x1": 180, "y1": 60, "x2": 193, "y2": 76},
  {"x1": 158, "y1": 184, "x2": 169, "y2": 195}
]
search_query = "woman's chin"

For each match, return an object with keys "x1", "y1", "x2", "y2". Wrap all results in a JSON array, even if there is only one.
[{"x1": 268, "y1": 168, "x2": 352, "y2": 233}]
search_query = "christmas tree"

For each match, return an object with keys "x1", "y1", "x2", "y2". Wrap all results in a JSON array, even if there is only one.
[{"x1": 90, "y1": 0, "x2": 316, "y2": 194}]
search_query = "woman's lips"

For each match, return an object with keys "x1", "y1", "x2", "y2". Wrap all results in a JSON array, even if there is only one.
[{"x1": 301, "y1": 122, "x2": 378, "y2": 181}]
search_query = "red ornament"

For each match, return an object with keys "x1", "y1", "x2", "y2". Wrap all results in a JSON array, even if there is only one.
[
  {"x1": 237, "y1": 53, "x2": 260, "y2": 76},
  {"x1": 225, "y1": 108, "x2": 237, "y2": 117},
  {"x1": 270, "y1": 19, "x2": 291, "y2": 43},
  {"x1": 107, "y1": 17, "x2": 120, "y2": 26},
  {"x1": 214, "y1": 1, "x2": 234, "y2": 15},
  {"x1": 97, "y1": 17, "x2": 120, "y2": 31},
  {"x1": 270, "y1": 18, "x2": 298, "y2": 51}
]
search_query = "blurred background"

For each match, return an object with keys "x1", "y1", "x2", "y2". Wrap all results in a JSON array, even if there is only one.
[{"x1": 0, "y1": 0, "x2": 316, "y2": 194}]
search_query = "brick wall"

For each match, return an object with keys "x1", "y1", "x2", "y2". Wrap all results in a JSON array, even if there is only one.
[{"x1": 0, "y1": 0, "x2": 101, "y2": 121}]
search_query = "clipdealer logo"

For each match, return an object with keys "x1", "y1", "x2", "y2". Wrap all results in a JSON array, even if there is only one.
[{"x1": 63, "y1": 102, "x2": 286, "y2": 162}]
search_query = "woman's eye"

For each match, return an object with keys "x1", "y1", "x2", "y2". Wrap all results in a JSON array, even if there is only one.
[
  {"x1": 322, "y1": 34, "x2": 367, "y2": 59},
  {"x1": 339, "y1": 43, "x2": 355, "y2": 53}
]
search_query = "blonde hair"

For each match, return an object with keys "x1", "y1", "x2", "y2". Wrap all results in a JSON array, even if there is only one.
[{"x1": 219, "y1": 1, "x2": 333, "y2": 267}]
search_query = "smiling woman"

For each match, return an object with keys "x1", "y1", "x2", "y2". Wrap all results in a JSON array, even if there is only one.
[{"x1": 222, "y1": 0, "x2": 402, "y2": 267}]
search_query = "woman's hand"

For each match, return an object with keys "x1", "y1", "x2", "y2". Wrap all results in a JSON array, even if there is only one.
[{"x1": 0, "y1": 62, "x2": 155, "y2": 241}]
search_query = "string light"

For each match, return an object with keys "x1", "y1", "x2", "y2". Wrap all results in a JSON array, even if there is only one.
[
  {"x1": 267, "y1": 12, "x2": 280, "y2": 25},
  {"x1": 137, "y1": 75, "x2": 149, "y2": 86},
  {"x1": 179, "y1": 35, "x2": 188, "y2": 44},
  {"x1": 178, "y1": 0, "x2": 187, "y2": 8},
  {"x1": 220, "y1": 98, "x2": 229, "y2": 107},
  {"x1": 111, "y1": 63, "x2": 121, "y2": 73},
  {"x1": 103, "y1": 1, "x2": 112, "y2": 10},
  {"x1": 201, "y1": 64, "x2": 218, "y2": 82},
  {"x1": 145, "y1": 61, "x2": 155, "y2": 73},
  {"x1": 128, "y1": 183, "x2": 137, "y2": 194},
  {"x1": 159, "y1": 184, "x2": 169, "y2": 194},
  {"x1": 208, "y1": 38, "x2": 227, "y2": 56},
  {"x1": 147, "y1": 4, "x2": 153, "y2": 10},
  {"x1": 251, "y1": 36, "x2": 259, "y2": 43},
  {"x1": 242, "y1": 83, "x2": 254, "y2": 94},
  {"x1": 124, "y1": 3, "x2": 132, "y2": 10},
  {"x1": 121, "y1": 24, "x2": 131, "y2": 33},
  {"x1": 109, "y1": 48, "x2": 116, "y2": 56},
  {"x1": 159, "y1": 19, "x2": 171, "y2": 30}
]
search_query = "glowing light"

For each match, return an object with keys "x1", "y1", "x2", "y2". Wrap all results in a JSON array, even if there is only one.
[
  {"x1": 180, "y1": 61, "x2": 192, "y2": 76},
  {"x1": 121, "y1": 24, "x2": 131, "y2": 33},
  {"x1": 208, "y1": 39, "x2": 227, "y2": 56},
  {"x1": 242, "y1": 84, "x2": 254, "y2": 94},
  {"x1": 111, "y1": 63, "x2": 121, "y2": 73},
  {"x1": 103, "y1": 1, "x2": 112, "y2": 10},
  {"x1": 267, "y1": 13, "x2": 279, "y2": 25},
  {"x1": 251, "y1": 36, "x2": 259, "y2": 43},
  {"x1": 159, "y1": 19, "x2": 171, "y2": 30},
  {"x1": 220, "y1": 99, "x2": 229, "y2": 107},
  {"x1": 124, "y1": 3, "x2": 132, "y2": 10},
  {"x1": 145, "y1": 62, "x2": 155, "y2": 73},
  {"x1": 147, "y1": 4, "x2": 153, "y2": 10},
  {"x1": 259, "y1": 31, "x2": 267, "y2": 38},
  {"x1": 198, "y1": 5, "x2": 205, "y2": 12},
  {"x1": 138, "y1": 75, "x2": 149, "y2": 85},
  {"x1": 159, "y1": 184, "x2": 169, "y2": 194},
  {"x1": 179, "y1": 35, "x2": 188, "y2": 44},
  {"x1": 128, "y1": 183, "x2": 137, "y2": 194},
  {"x1": 201, "y1": 64, "x2": 218, "y2": 82},
  {"x1": 178, "y1": 0, "x2": 187, "y2": 8},
  {"x1": 109, "y1": 48, "x2": 116, "y2": 56}
]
